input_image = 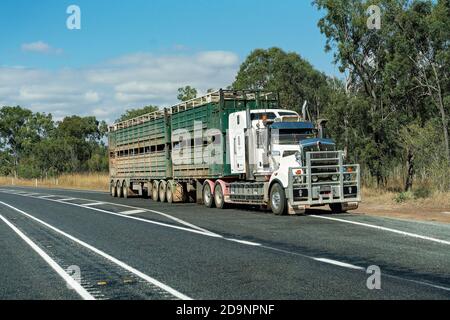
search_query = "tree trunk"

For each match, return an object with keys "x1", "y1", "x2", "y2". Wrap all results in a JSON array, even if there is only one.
[
  {"x1": 431, "y1": 63, "x2": 450, "y2": 161},
  {"x1": 405, "y1": 149, "x2": 414, "y2": 192}
]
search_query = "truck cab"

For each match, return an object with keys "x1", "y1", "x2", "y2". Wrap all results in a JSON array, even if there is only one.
[{"x1": 228, "y1": 109, "x2": 361, "y2": 215}]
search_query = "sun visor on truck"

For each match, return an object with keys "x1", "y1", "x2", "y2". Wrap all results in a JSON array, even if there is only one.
[
  {"x1": 300, "y1": 138, "x2": 335, "y2": 146},
  {"x1": 270, "y1": 122, "x2": 316, "y2": 130}
]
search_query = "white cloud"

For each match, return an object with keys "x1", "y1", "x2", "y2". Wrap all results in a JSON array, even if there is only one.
[
  {"x1": 21, "y1": 41, "x2": 63, "y2": 54},
  {"x1": 0, "y1": 51, "x2": 240, "y2": 123}
]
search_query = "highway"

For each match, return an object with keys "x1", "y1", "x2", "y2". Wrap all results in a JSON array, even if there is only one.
[{"x1": 0, "y1": 186, "x2": 449, "y2": 300}]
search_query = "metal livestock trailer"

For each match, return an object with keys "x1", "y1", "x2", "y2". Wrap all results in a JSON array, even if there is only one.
[{"x1": 108, "y1": 90, "x2": 279, "y2": 202}]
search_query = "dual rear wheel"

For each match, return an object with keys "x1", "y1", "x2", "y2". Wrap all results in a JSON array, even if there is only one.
[{"x1": 203, "y1": 183, "x2": 226, "y2": 209}]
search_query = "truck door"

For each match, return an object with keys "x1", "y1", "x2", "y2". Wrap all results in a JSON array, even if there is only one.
[
  {"x1": 229, "y1": 112, "x2": 247, "y2": 174},
  {"x1": 234, "y1": 130, "x2": 246, "y2": 172}
]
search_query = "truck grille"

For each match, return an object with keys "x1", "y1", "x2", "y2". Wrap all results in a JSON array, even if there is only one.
[{"x1": 307, "y1": 151, "x2": 340, "y2": 179}]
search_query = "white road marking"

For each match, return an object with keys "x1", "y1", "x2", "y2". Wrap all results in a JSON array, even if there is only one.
[
  {"x1": 310, "y1": 215, "x2": 450, "y2": 246},
  {"x1": 313, "y1": 258, "x2": 364, "y2": 270},
  {"x1": 121, "y1": 209, "x2": 146, "y2": 215},
  {"x1": 82, "y1": 202, "x2": 104, "y2": 207},
  {"x1": 0, "y1": 189, "x2": 223, "y2": 238},
  {"x1": 227, "y1": 239, "x2": 261, "y2": 246},
  {"x1": 3, "y1": 188, "x2": 450, "y2": 292},
  {"x1": 1, "y1": 188, "x2": 214, "y2": 235},
  {"x1": 39, "y1": 195, "x2": 56, "y2": 199},
  {"x1": 59, "y1": 198, "x2": 76, "y2": 201},
  {"x1": 0, "y1": 201, "x2": 192, "y2": 300},
  {"x1": 0, "y1": 214, "x2": 95, "y2": 300}
]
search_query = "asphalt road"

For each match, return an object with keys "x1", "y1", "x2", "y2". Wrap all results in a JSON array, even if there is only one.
[{"x1": 0, "y1": 186, "x2": 449, "y2": 300}]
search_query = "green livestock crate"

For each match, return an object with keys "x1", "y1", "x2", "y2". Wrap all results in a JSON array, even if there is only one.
[
  {"x1": 109, "y1": 90, "x2": 279, "y2": 181},
  {"x1": 170, "y1": 90, "x2": 279, "y2": 179},
  {"x1": 109, "y1": 110, "x2": 171, "y2": 179}
]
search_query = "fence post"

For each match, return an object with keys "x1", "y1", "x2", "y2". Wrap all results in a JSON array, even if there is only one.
[{"x1": 35, "y1": 179, "x2": 38, "y2": 188}]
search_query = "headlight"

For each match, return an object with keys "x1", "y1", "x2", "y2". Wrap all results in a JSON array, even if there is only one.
[
  {"x1": 312, "y1": 175, "x2": 319, "y2": 183},
  {"x1": 331, "y1": 175, "x2": 339, "y2": 181},
  {"x1": 295, "y1": 151, "x2": 301, "y2": 162}
]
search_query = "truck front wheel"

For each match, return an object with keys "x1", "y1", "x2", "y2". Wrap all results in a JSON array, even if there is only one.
[{"x1": 270, "y1": 183, "x2": 287, "y2": 215}]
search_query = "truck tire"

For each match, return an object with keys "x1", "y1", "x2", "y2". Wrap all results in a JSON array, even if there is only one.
[
  {"x1": 116, "y1": 181, "x2": 123, "y2": 198},
  {"x1": 152, "y1": 181, "x2": 159, "y2": 201},
  {"x1": 330, "y1": 203, "x2": 347, "y2": 214},
  {"x1": 159, "y1": 180, "x2": 167, "y2": 202},
  {"x1": 214, "y1": 184, "x2": 226, "y2": 209},
  {"x1": 111, "y1": 182, "x2": 117, "y2": 197},
  {"x1": 166, "y1": 181, "x2": 174, "y2": 203},
  {"x1": 203, "y1": 183, "x2": 214, "y2": 208},
  {"x1": 270, "y1": 183, "x2": 287, "y2": 215},
  {"x1": 122, "y1": 181, "x2": 128, "y2": 199}
]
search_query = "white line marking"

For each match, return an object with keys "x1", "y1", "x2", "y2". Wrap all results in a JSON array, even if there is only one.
[
  {"x1": 1, "y1": 188, "x2": 215, "y2": 235},
  {"x1": 313, "y1": 258, "x2": 364, "y2": 270},
  {"x1": 0, "y1": 201, "x2": 192, "y2": 300},
  {"x1": 121, "y1": 209, "x2": 146, "y2": 215},
  {"x1": 227, "y1": 239, "x2": 261, "y2": 246},
  {"x1": 59, "y1": 198, "x2": 76, "y2": 201},
  {"x1": 0, "y1": 214, "x2": 95, "y2": 300},
  {"x1": 82, "y1": 202, "x2": 104, "y2": 207},
  {"x1": 39, "y1": 195, "x2": 56, "y2": 199},
  {"x1": 310, "y1": 215, "x2": 450, "y2": 245},
  {"x1": 0, "y1": 189, "x2": 222, "y2": 238},
  {"x1": 3, "y1": 186, "x2": 107, "y2": 194}
]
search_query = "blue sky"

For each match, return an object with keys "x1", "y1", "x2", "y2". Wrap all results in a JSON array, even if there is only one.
[{"x1": 0, "y1": 0, "x2": 339, "y2": 122}]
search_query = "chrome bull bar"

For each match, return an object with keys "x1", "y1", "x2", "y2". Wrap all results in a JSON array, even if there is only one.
[{"x1": 287, "y1": 151, "x2": 361, "y2": 207}]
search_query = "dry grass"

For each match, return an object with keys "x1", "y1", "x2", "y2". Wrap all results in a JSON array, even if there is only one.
[
  {"x1": 361, "y1": 186, "x2": 450, "y2": 208},
  {"x1": 0, "y1": 173, "x2": 109, "y2": 192},
  {"x1": 357, "y1": 186, "x2": 450, "y2": 223}
]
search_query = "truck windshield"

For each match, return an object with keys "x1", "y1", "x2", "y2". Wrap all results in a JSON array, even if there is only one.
[{"x1": 271, "y1": 129, "x2": 317, "y2": 145}]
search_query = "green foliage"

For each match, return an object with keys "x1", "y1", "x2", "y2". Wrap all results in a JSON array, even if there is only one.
[
  {"x1": 394, "y1": 191, "x2": 413, "y2": 203},
  {"x1": 413, "y1": 186, "x2": 432, "y2": 199},
  {"x1": 233, "y1": 47, "x2": 330, "y2": 115},
  {"x1": 313, "y1": 0, "x2": 449, "y2": 191},
  {"x1": 0, "y1": 106, "x2": 108, "y2": 179},
  {"x1": 116, "y1": 105, "x2": 159, "y2": 122},
  {"x1": 177, "y1": 86, "x2": 197, "y2": 102}
]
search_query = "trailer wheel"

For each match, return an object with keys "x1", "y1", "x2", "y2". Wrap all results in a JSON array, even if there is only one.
[
  {"x1": 270, "y1": 183, "x2": 287, "y2": 215},
  {"x1": 214, "y1": 184, "x2": 226, "y2": 209},
  {"x1": 111, "y1": 182, "x2": 117, "y2": 197},
  {"x1": 152, "y1": 181, "x2": 159, "y2": 201},
  {"x1": 116, "y1": 181, "x2": 123, "y2": 198},
  {"x1": 330, "y1": 203, "x2": 347, "y2": 214},
  {"x1": 166, "y1": 181, "x2": 174, "y2": 203},
  {"x1": 122, "y1": 181, "x2": 128, "y2": 199},
  {"x1": 203, "y1": 183, "x2": 214, "y2": 208},
  {"x1": 159, "y1": 180, "x2": 167, "y2": 202}
]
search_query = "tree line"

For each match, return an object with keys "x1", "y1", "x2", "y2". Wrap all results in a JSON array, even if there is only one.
[{"x1": 1, "y1": 0, "x2": 448, "y2": 192}]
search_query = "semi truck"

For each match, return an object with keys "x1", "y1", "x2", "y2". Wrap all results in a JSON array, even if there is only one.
[{"x1": 108, "y1": 89, "x2": 361, "y2": 215}]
